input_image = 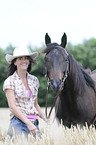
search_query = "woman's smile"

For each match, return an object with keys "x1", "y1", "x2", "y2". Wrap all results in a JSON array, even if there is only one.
[
  {"x1": 21, "y1": 63, "x2": 28, "y2": 66},
  {"x1": 14, "y1": 56, "x2": 30, "y2": 70}
]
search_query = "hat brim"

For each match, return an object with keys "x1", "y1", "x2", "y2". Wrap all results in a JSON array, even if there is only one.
[{"x1": 6, "y1": 52, "x2": 38, "y2": 64}]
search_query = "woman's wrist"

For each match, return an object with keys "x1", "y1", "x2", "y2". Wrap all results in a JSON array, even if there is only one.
[
  {"x1": 25, "y1": 118, "x2": 30, "y2": 125},
  {"x1": 40, "y1": 113, "x2": 46, "y2": 120}
]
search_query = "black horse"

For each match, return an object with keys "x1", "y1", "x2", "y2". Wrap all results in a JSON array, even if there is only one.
[{"x1": 42, "y1": 33, "x2": 96, "y2": 128}]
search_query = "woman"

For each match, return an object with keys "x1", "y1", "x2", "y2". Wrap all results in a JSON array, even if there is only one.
[{"x1": 3, "y1": 46, "x2": 47, "y2": 139}]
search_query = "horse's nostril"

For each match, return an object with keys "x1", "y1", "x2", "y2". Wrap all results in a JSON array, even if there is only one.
[
  {"x1": 51, "y1": 80, "x2": 54, "y2": 85},
  {"x1": 51, "y1": 79, "x2": 61, "y2": 90}
]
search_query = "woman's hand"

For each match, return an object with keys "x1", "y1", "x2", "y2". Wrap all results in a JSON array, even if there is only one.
[
  {"x1": 26, "y1": 120, "x2": 38, "y2": 136},
  {"x1": 41, "y1": 114, "x2": 51, "y2": 123}
]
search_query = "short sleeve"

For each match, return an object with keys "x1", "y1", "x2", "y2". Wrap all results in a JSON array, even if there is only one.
[
  {"x1": 36, "y1": 78, "x2": 39, "y2": 89},
  {"x1": 3, "y1": 76, "x2": 15, "y2": 92}
]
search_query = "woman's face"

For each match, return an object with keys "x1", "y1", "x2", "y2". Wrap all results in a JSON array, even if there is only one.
[{"x1": 14, "y1": 56, "x2": 30, "y2": 71}]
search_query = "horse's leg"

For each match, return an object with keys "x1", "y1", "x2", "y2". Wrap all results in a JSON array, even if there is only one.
[
  {"x1": 55, "y1": 96, "x2": 72, "y2": 127},
  {"x1": 92, "y1": 115, "x2": 96, "y2": 128}
]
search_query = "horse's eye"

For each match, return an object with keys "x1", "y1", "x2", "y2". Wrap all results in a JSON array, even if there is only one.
[
  {"x1": 65, "y1": 58, "x2": 68, "y2": 61},
  {"x1": 45, "y1": 57, "x2": 49, "y2": 62}
]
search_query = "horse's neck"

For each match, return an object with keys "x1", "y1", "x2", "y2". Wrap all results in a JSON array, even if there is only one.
[{"x1": 65, "y1": 57, "x2": 86, "y2": 95}]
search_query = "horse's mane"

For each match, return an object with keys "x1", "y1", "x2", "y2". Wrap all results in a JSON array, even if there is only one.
[
  {"x1": 42, "y1": 43, "x2": 59, "y2": 54},
  {"x1": 68, "y1": 52, "x2": 96, "y2": 94},
  {"x1": 81, "y1": 68, "x2": 96, "y2": 94}
]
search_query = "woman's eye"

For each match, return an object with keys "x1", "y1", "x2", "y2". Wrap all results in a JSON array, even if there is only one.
[
  {"x1": 25, "y1": 57, "x2": 29, "y2": 60},
  {"x1": 25, "y1": 57, "x2": 27, "y2": 60},
  {"x1": 18, "y1": 57, "x2": 29, "y2": 60},
  {"x1": 19, "y1": 57, "x2": 22, "y2": 60}
]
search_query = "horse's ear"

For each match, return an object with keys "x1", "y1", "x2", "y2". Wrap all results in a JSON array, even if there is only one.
[
  {"x1": 61, "y1": 32, "x2": 67, "y2": 48},
  {"x1": 45, "y1": 33, "x2": 51, "y2": 45}
]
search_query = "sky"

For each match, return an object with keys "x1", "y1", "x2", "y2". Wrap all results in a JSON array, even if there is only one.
[{"x1": 0, "y1": 0, "x2": 96, "y2": 49}]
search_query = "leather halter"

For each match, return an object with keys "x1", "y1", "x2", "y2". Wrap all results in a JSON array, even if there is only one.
[{"x1": 45, "y1": 47, "x2": 69, "y2": 119}]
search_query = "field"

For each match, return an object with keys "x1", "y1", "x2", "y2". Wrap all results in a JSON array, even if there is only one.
[{"x1": 0, "y1": 108, "x2": 96, "y2": 145}]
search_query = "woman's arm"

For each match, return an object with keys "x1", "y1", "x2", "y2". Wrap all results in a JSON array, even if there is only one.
[
  {"x1": 34, "y1": 98, "x2": 47, "y2": 121},
  {"x1": 6, "y1": 89, "x2": 38, "y2": 134}
]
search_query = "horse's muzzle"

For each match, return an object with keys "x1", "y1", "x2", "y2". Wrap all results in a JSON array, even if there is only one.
[{"x1": 51, "y1": 79, "x2": 61, "y2": 92}]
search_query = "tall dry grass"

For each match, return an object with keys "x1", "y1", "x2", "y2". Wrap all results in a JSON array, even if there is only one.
[{"x1": 0, "y1": 108, "x2": 96, "y2": 145}]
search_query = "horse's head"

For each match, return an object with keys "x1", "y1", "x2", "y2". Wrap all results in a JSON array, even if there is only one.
[{"x1": 42, "y1": 33, "x2": 69, "y2": 93}]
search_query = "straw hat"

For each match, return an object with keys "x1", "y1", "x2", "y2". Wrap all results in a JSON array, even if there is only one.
[{"x1": 5, "y1": 46, "x2": 38, "y2": 64}]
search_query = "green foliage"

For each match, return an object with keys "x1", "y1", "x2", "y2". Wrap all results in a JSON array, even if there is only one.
[
  {"x1": 31, "y1": 53, "x2": 45, "y2": 76},
  {"x1": 5, "y1": 44, "x2": 15, "y2": 54},
  {"x1": 0, "y1": 38, "x2": 96, "y2": 107},
  {"x1": 0, "y1": 48, "x2": 8, "y2": 84},
  {"x1": 67, "y1": 39, "x2": 96, "y2": 70},
  {"x1": 0, "y1": 82, "x2": 8, "y2": 107}
]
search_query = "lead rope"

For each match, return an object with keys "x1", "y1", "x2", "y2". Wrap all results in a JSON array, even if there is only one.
[
  {"x1": 45, "y1": 80, "x2": 58, "y2": 119},
  {"x1": 45, "y1": 59, "x2": 69, "y2": 121},
  {"x1": 45, "y1": 80, "x2": 62, "y2": 124},
  {"x1": 45, "y1": 89, "x2": 61, "y2": 125},
  {"x1": 45, "y1": 82, "x2": 49, "y2": 118}
]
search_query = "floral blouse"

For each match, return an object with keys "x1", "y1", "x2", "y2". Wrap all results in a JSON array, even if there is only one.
[{"x1": 3, "y1": 71, "x2": 39, "y2": 119}]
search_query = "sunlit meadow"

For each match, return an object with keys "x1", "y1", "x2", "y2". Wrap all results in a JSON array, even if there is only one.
[{"x1": 0, "y1": 108, "x2": 96, "y2": 145}]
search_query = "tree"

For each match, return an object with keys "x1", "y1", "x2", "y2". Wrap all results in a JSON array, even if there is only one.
[
  {"x1": 67, "y1": 39, "x2": 96, "y2": 70},
  {"x1": 0, "y1": 38, "x2": 96, "y2": 107},
  {"x1": 0, "y1": 48, "x2": 8, "y2": 83}
]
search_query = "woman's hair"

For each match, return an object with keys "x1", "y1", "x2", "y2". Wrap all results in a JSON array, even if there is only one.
[{"x1": 7, "y1": 56, "x2": 36, "y2": 76}]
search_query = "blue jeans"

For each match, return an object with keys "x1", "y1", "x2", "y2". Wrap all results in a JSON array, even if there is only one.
[{"x1": 8, "y1": 116, "x2": 41, "y2": 139}]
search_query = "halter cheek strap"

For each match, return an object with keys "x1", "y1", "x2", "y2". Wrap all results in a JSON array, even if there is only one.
[{"x1": 60, "y1": 57, "x2": 69, "y2": 90}]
